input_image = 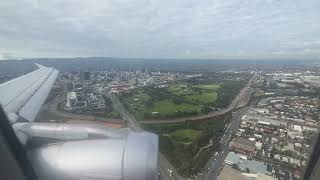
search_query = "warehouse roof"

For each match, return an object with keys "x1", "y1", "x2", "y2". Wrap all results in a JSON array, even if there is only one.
[{"x1": 224, "y1": 152, "x2": 272, "y2": 176}]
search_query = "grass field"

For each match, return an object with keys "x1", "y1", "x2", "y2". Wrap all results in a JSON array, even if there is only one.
[
  {"x1": 122, "y1": 87, "x2": 204, "y2": 120},
  {"x1": 170, "y1": 129, "x2": 202, "y2": 143},
  {"x1": 122, "y1": 91, "x2": 150, "y2": 119},
  {"x1": 120, "y1": 74, "x2": 250, "y2": 177},
  {"x1": 168, "y1": 84, "x2": 193, "y2": 96},
  {"x1": 168, "y1": 83, "x2": 220, "y2": 105},
  {"x1": 121, "y1": 82, "x2": 223, "y2": 120},
  {"x1": 168, "y1": 84, "x2": 186, "y2": 92},
  {"x1": 139, "y1": 100, "x2": 201, "y2": 120},
  {"x1": 194, "y1": 84, "x2": 220, "y2": 90},
  {"x1": 186, "y1": 92, "x2": 218, "y2": 104},
  {"x1": 144, "y1": 114, "x2": 229, "y2": 177},
  {"x1": 146, "y1": 100, "x2": 201, "y2": 114},
  {"x1": 121, "y1": 82, "x2": 222, "y2": 120}
]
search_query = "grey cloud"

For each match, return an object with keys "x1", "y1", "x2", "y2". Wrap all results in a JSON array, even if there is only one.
[{"x1": 0, "y1": 0, "x2": 320, "y2": 60}]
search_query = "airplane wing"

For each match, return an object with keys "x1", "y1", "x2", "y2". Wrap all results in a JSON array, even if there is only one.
[
  {"x1": 0, "y1": 64, "x2": 159, "y2": 180},
  {"x1": 0, "y1": 64, "x2": 59, "y2": 123}
]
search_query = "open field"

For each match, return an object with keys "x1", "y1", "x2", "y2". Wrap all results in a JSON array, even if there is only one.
[
  {"x1": 115, "y1": 73, "x2": 252, "y2": 178},
  {"x1": 121, "y1": 82, "x2": 222, "y2": 120},
  {"x1": 123, "y1": 91, "x2": 202, "y2": 120},
  {"x1": 194, "y1": 84, "x2": 220, "y2": 90},
  {"x1": 218, "y1": 166, "x2": 251, "y2": 180},
  {"x1": 147, "y1": 100, "x2": 201, "y2": 116},
  {"x1": 122, "y1": 92, "x2": 203, "y2": 120},
  {"x1": 168, "y1": 83, "x2": 220, "y2": 105},
  {"x1": 120, "y1": 73, "x2": 250, "y2": 121},
  {"x1": 186, "y1": 92, "x2": 218, "y2": 104},
  {"x1": 170, "y1": 129, "x2": 202, "y2": 143}
]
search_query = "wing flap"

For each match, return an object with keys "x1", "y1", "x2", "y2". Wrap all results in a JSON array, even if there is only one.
[
  {"x1": 0, "y1": 67, "x2": 49, "y2": 107},
  {"x1": 0, "y1": 65, "x2": 59, "y2": 123},
  {"x1": 18, "y1": 69, "x2": 59, "y2": 122}
]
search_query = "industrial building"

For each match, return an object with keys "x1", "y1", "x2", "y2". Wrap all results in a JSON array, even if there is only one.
[
  {"x1": 224, "y1": 152, "x2": 272, "y2": 176},
  {"x1": 230, "y1": 137, "x2": 256, "y2": 155}
]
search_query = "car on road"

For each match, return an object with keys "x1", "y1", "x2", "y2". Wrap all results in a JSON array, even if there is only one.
[{"x1": 167, "y1": 169, "x2": 174, "y2": 177}]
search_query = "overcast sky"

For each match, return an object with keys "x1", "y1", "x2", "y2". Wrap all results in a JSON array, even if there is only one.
[{"x1": 0, "y1": 0, "x2": 320, "y2": 60}]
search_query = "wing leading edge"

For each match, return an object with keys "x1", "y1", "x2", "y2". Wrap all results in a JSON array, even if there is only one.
[
  {"x1": 0, "y1": 64, "x2": 59, "y2": 123},
  {"x1": 0, "y1": 64, "x2": 159, "y2": 180}
]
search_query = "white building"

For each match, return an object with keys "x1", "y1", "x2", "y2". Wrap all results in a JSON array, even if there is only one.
[
  {"x1": 293, "y1": 125, "x2": 302, "y2": 132},
  {"x1": 66, "y1": 92, "x2": 77, "y2": 108},
  {"x1": 255, "y1": 142, "x2": 262, "y2": 150}
]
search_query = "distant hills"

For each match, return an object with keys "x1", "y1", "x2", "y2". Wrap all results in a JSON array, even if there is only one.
[{"x1": 0, "y1": 57, "x2": 318, "y2": 74}]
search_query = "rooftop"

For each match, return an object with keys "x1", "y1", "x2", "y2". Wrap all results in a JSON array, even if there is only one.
[
  {"x1": 232, "y1": 137, "x2": 255, "y2": 147},
  {"x1": 225, "y1": 152, "x2": 272, "y2": 176},
  {"x1": 67, "y1": 91, "x2": 77, "y2": 99}
]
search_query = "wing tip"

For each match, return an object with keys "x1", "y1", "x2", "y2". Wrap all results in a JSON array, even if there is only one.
[{"x1": 35, "y1": 63, "x2": 46, "y2": 69}]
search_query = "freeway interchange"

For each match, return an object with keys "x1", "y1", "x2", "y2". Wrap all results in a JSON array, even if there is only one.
[{"x1": 108, "y1": 74, "x2": 256, "y2": 180}]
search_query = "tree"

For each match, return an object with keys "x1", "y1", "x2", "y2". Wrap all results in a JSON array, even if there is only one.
[
  {"x1": 232, "y1": 164, "x2": 240, "y2": 171},
  {"x1": 144, "y1": 100, "x2": 153, "y2": 107},
  {"x1": 245, "y1": 167, "x2": 250, "y2": 173}
]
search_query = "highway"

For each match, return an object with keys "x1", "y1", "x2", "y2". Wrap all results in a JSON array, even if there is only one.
[
  {"x1": 196, "y1": 75, "x2": 257, "y2": 180},
  {"x1": 37, "y1": 94, "x2": 123, "y2": 123},
  {"x1": 38, "y1": 94, "x2": 96, "y2": 121},
  {"x1": 108, "y1": 74, "x2": 257, "y2": 180},
  {"x1": 201, "y1": 108, "x2": 247, "y2": 180},
  {"x1": 108, "y1": 94, "x2": 184, "y2": 180},
  {"x1": 140, "y1": 74, "x2": 257, "y2": 124}
]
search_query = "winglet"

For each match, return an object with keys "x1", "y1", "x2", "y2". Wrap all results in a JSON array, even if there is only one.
[{"x1": 35, "y1": 63, "x2": 45, "y2": 69}]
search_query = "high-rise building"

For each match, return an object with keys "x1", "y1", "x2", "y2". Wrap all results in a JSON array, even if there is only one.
[
  {"x1": 80, "y1": 71, "x2": 91, "y2": 81},
  {"x1": 63, "y1": 82, "x2": 74, "y2": 91}
]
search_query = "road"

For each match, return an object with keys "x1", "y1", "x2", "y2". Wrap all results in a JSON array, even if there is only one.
[
  {"x1": 37, "y1": 94, "x2": 121, "y2": 122},
  {"x1": 39, "y1": 91, "x2": 183, "y2": 180},
  {"x1": 200, "y1": 94, "x2": 262, "y2": 180},
  {"x1": 109, "y1": 74, "x2": 257, "y2": 180},
  {"x1": 108, "y1": 94, "x2": 184, "y2": 180},
  {"x1": 201, "y1": 108, "x2": 247, "y2": 180},
  {"x1": 140, "y1": 74, "x2": 257, "y2": 124},
  {"x1": 37, "y1": 94, "x2": 95, "y2": 121}
]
